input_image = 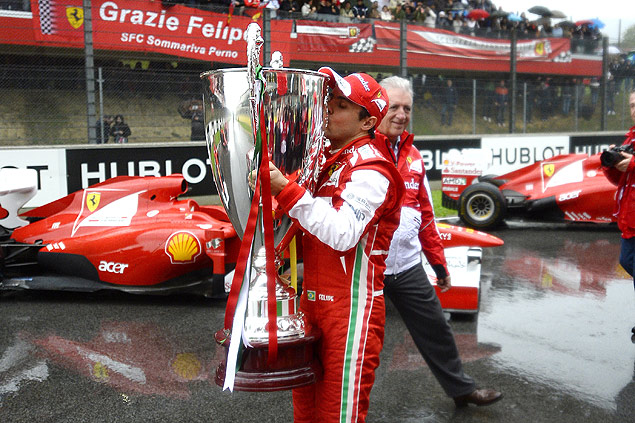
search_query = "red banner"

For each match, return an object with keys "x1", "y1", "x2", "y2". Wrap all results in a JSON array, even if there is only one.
[
  {"x1": 1, "y1": 3, "x2": 599, "y2": 75},
  {"x1": 375, "y1": 22, "x2": 571, "y2": 63},
  {"x1": 30, "y1": 0, "x2": 257, "y2": 63}
]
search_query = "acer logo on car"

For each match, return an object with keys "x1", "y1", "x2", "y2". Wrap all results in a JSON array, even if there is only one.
[{"x1": 99, "y1": 261, "x2": 129, "y2": 274}]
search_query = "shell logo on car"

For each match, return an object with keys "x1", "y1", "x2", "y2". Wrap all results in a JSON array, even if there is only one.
[{"x1": 165, "y1": 231, "x2": 201, "y2": 264}]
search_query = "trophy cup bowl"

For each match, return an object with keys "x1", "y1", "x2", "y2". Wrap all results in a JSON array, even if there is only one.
[{"x1": 201, "y1": 66, "x2": 328, "y2": 391}]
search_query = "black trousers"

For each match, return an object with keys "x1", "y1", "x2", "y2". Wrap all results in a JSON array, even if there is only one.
[{"x1": 384, "y1": 263, "x2": 476, "y2": 397}]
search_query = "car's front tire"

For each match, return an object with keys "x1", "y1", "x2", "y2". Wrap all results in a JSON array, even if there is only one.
[{"x1": 459, "y1": 183, "x2": 507, "y2": 229}]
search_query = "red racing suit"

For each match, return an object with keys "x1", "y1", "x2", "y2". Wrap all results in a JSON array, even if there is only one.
[
  {"x1": 603, "y1": 125, "x2": 635, "y2": 238},
  {"x1": 275, "y1": 135, "x2": 404, "y2": 423},
  {"x1": 373, "y1": 130, "x2": 449, "y2": 279}
]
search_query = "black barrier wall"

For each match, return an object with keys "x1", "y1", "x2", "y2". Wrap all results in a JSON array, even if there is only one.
[{"x1": 0, "y1": 132, "x2": 629, "y2": 206}]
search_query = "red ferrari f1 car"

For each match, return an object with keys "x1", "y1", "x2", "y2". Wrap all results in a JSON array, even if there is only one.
[
  {"x1": 0, "y1": 169, "x2": 502, "y2": 314},
  {"x1": 0, "y1": 169, "x2": 239, "y2": 297},
  {"x1": 441, "y1": 151, "x2": 617, "y2": 229}
]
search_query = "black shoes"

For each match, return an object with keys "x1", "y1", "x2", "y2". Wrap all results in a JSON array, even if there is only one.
[{"x1": 454, "y1": 388, "x2": 503, "y2": 407}]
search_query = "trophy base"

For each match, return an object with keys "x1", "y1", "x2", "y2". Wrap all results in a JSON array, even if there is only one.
[{"x1": 214, "y1": 329, "x2": 321, "y2": 392}]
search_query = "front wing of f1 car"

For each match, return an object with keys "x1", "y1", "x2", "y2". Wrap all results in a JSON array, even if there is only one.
[{"x1": 424, "y1": 223, "x2": 503, "y2": 314}]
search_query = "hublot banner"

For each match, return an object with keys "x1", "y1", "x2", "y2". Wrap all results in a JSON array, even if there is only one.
[
  {"x1": 0, "y1": 133, "x2": 623, "y2": 208},
  {"x1": 65, "y1": 145, "x2": 214, "y2": 196}
]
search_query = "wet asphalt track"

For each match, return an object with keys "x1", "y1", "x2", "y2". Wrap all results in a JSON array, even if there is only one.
[{"x1": 1, "y1": 222, "x2": 634, "y2": 423}]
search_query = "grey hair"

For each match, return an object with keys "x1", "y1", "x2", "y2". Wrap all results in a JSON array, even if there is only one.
[{"x1": 379, "y1": 76, "x2": 414, "y2": 98}]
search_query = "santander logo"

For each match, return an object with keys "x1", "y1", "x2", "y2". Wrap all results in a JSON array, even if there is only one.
[{"x1": 404, "y1": 178, "x2": 419, "y2": 190}]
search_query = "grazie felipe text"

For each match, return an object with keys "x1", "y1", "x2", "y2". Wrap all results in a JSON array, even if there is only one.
[{"x1": 101, "y1": 1, "x2": 247, "y2": 44}]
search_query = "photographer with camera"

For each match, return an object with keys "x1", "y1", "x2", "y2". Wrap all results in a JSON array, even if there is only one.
[{"x1": 602, "y1": 90, "x2": 635, "y2": 336}]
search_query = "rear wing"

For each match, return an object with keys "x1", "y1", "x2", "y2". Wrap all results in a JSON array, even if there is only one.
[{"x1": 0, "y1": 168, "x2": 38, "y2": 229}]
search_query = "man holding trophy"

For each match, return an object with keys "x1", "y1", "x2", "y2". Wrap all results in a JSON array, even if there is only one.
[{"x1": 267, "y1": 68, "x2": 404, "y2": 422}]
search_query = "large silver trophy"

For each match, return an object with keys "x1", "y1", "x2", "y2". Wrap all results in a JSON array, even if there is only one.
[{"x1": 201, "y1": 23, "x2": 328, "y2": 391}]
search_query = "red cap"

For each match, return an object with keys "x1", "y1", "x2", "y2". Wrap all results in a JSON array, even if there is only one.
[{"x1": 318, "y1": 67, "x2": 389, "y2": 124}]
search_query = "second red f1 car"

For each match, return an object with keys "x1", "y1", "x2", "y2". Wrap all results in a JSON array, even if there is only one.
[{"x1": 441, "y1": 151, "x2": 617, "y2": 229}]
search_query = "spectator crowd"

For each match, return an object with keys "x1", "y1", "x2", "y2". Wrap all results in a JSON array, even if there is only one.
[
  {"x1": 156, "y1": 0, "x2": 607, "y2": 44},
  {"x1": 0, "y1": 0, "x2": 609, "y2": 46}
]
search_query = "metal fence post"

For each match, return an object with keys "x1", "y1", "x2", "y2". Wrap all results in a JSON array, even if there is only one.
[
  {"x1": 83, "y1": 0, "x2": 96, "y2": 144},
  {"x1": 600, "y1": 36, "x2": 608, "y2": 131},
  {"x1": 509, "y1": 27, "x2": 517, "y2": 134},
  {"x1": 574, "y1": 81, "x2": 579, "y2": 131},
  {"x1": 523, "y1": 82, "x2": 527, "y2": 134},
  {"x1": 400, "y1": 19, "x2": 407, "y2": 78},
  {"x1": 263, "y1": 9, "x2": 271, "y2": 65},
  {"x1": 472, "y1": 79, "x2": 476, "y2": 134},
  {"x1": 98, "y1": 67, "x2": 104, "y2": 144},
  {"x1": 622, "y1": 80, "x2": 627, "y2": 128}
]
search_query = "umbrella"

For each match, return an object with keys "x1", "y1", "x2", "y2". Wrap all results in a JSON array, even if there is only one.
[
  {"x1": 556, "y1": 20, "x2": 576, "y2": 30},
  {"x1": 528, "y1": 6, "x2": 551, "y2": 16},
  {"x1": 490, "y1": 9, "x2": 509, "y2": 18},
  {"x1": 507, "y1": 13, "x2": 523, "y2": 22},
  {"x1": 607, "y1": 46, "x2": 621, "y2": 55},
  {"x1": 591, "y1": 18, "x2": 605, "y2": 29},
  {"x1": 549, "y1": 10, "x2": 567, "y2": 19},
  {"x1": 467, "y1": 9, "x2": 489, "y2": 20},
  {"x1": 575, "y1": 19, "x2": 594, "y2": 27},
  {"x1": 532, "y1": 17, "x2": 552, "y2": 27}
]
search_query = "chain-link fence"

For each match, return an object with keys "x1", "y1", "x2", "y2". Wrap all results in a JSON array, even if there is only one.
[
  {"x1": 1, "y1": 3, "x2": 633, "y2": 145},
  {"x1": 0, "y1": 55, "x2": 213, "y2": 145},
  {"x1": 410, "y1": 74, "x2": 634, "y2": 136}
]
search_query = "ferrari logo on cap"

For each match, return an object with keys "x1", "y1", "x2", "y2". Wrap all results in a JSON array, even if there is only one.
[
  {"x1": 165, "y1": 231, "x2": 201, "y2": 264},
  {"x1": 66, "y1": 7, "x2": 84, "y2": 29},
  {"x1": 371, "y1": 98, "x2": 387, "y2": 112},
  {"x1": 87, "y1": 193, "x2": 101, "y2": 212},
  {"x1": 543, "y1": 164, "x2": 555, "y2": 177}
]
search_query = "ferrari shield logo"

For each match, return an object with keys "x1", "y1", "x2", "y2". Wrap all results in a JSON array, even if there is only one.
[
  {"x1": 66, "y1": 7, "x2": 84, "y2": 29},
  {"x1": 349, "y1": 27, "x2": 359, "y2": 37},
  {"x1": 543, "y1": 164, "x2": 555, "y2": 177},
  {"x1": 86, "y1": 192, "x2": 101, "y2": 212},
  {"x1": 534, "y1": 41, "x2": 545, "y2": 56}
]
